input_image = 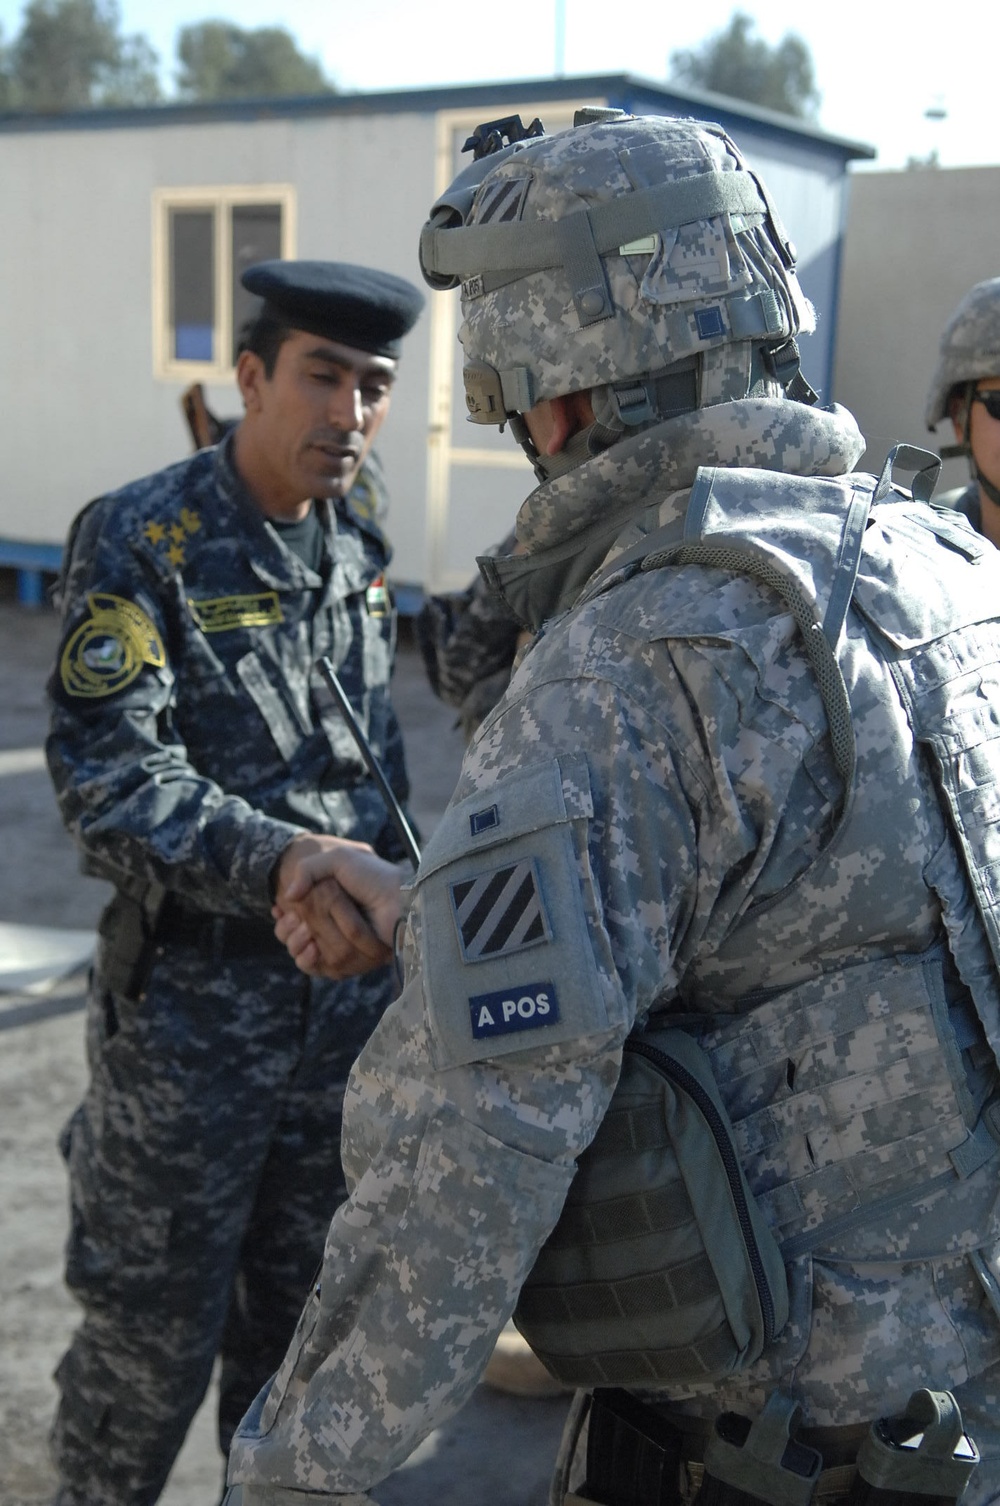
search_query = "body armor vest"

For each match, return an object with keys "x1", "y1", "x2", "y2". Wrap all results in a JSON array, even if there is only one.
[{"x1": 515, "y1": 449, "x2": 1000, "y2": 1386}]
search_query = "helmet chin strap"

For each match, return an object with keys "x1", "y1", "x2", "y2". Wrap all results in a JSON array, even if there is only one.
[
  {"x1": 956, "y1": 385, "x2": 1000, "y2": 508},
  {"x1": 508, "y1": 414, "x2": 596, "y2": 483},
  {"x1": 973, "y1": 460, "x2": 1000, "y2": 509},
  {"x1": 510, "y1": 343, "x2": 796, "y2": 483}
]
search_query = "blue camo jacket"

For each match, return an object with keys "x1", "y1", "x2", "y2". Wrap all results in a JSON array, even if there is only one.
[{"x1": 46, "y1": 437, "x2": 410, "y2": 919}]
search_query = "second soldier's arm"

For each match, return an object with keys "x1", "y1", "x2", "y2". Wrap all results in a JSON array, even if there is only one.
[{"x1": 225, "y1": 626, "x2": 760, "y2": 1496}]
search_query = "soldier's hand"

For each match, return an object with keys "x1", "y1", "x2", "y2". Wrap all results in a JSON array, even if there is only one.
[{"x1": 273, "y1": 835, "x2": 403, "y2": 979}]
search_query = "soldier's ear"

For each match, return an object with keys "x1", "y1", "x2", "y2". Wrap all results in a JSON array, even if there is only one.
[
  {"x1": 236, "y1": 349, "x2": 266, "y2": 413},
  {"x1": 546, "y1": 390, "x2": 597, "y2": 455}
]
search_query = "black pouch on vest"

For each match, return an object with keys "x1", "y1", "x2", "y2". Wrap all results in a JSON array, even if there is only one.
[
  {"x1": 584, "y1": 1388, "x2": 687, "y2": 1506},
  {"x1": 513, "y1": 1024, "x2": 789, "y2": 1388}
]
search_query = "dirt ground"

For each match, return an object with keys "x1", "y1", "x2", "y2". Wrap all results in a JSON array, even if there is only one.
[{"x1": 0, "y1": 601, "x2": 571, "y2": 1506}]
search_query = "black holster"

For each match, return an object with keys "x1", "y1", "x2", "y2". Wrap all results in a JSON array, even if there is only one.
[
  {"x1": 577, "y1": 1389, "x2": 979, "y2": 1506},
  {"x1": 846, "y1": 1391, "x2": 979, "y2": 1506},
  {"x1": 97, "y1": 887, "x2": 164, "y2": 1001},
  {"x1": 695, "y1": 1392, "x2": 822, "y2": 1506}
]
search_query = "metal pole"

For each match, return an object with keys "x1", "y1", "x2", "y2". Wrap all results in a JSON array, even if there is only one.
[
  {"x1": 554, "y1": 0, "x2": 566, "y2": 76},
  {"x1": 317, "y1": 657, "x2": 421, "y2": 870}
]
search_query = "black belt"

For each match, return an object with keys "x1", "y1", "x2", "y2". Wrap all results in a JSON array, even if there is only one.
[{"x1": 154, "y1": 900, "x2": 287, "y2": 960}]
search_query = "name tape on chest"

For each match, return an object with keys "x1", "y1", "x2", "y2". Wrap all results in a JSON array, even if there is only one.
[
  {"x1": 188, "y1": 591, "x2": 284, "y2": 633},
  {"x1": 469, "y1": 982, "x2": 560, "y2": 1041}
]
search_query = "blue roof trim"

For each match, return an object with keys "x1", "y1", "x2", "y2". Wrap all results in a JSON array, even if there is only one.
[
  {"x1": 0, "y1": 538, "x2": 63, "y2": 570},
  {"x1": 0, "y1": 72, "x2": 874, "y2": 161}
]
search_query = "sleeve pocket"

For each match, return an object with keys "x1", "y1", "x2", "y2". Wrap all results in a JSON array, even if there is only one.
[{"x1": 416, "y1": 753, "x2": 618, "y2": 1069}]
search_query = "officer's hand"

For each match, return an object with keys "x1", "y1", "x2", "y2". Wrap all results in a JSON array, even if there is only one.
[
  {"x1": 274, "y1": 874, "x2": 390, "y2": 978},
  {"x1": 273, "y1": 835, "x2": 403, "y2": 979}
]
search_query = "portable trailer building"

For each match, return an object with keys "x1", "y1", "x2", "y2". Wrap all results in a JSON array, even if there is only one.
[{"x1": 0, "y1": 75, "x2": 872, "y2": 606}]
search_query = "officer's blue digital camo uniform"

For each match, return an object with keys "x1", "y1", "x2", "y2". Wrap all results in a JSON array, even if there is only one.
[
  {"x1": 226, "y1": 120, "x2": 1000, "y2": 1506},
  {"x1": 46, "y1": 435, "x2": 410, "y2": 1506}
]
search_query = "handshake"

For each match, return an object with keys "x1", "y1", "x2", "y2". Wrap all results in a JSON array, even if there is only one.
[{"x1": 271, "y1": 834, "x2": 408, "y2": 980}]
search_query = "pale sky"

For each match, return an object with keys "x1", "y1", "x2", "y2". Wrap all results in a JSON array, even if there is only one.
[{"x1": 0, "y1": 0, "x2": 990, "y2": 174}]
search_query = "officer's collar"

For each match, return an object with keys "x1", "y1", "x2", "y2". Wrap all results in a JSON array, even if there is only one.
[
  {"x1": 215, "y1": 434, "x2": 388, "y2": 557},
  {"x1": 212, "y1": 435, "x2": 328, "y2": 589}
]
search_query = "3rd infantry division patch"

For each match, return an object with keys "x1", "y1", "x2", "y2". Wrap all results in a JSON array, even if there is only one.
[{"x1": 449, "y1": 859, "x2": 551, "y2": 961}]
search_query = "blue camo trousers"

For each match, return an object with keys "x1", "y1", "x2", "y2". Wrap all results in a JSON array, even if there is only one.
[{"x1": 50, "y1": 933, "x2": 394, "y2": 1506}]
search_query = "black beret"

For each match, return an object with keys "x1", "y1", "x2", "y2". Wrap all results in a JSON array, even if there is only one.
[{"x1": 241, "y1": 259, "x2": 425, "y2": 357}]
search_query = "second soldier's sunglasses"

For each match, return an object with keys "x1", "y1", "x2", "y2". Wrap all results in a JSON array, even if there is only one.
[{"x1": 973, "y1": 390, "x2": 1000, "y2": 421}]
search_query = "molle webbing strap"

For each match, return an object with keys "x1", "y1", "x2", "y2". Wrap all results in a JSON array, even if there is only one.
[
  {"x1": 515, "y1": 1092, "x2": 728, "y2": 1382},
  {"x1": 823, "y1": 490, "x2": 871, "y2": 647},
  {"x1": 514, "y1": 1026, "x2": 789, "y2": 1390},
  {"x1": 577, "y1": 466, "x2": 871, "y2": 813},
  {"x1": 419, "y1": 170, "x2": 768, "y2": 283},
  {"x1": 729, "y1": 291, "x2": 783, "y2": 340}
]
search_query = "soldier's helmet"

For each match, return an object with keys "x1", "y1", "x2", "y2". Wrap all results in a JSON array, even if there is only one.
[
  {"x1": 419, "y1": 111, "x2": 816, "y2": 466},
  {"x1": 925, "y1": 277, "x2": 1000, "y2": 433}
]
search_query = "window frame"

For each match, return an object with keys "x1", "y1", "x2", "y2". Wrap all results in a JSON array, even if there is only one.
[{"x1": 152, "y1": 184, "x2": 297, "y2": 381}]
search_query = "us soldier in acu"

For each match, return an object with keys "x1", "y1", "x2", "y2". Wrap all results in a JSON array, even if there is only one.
[
  {"x1": 45, "y1": 259, "x2": 423, "y2": 1506},
  {"x1": 925, "y1": 278, "x2": 1000, "y2": 545},
  {"x1": 227, "y1": 116, "x2": 1000, "y2": 1506}
]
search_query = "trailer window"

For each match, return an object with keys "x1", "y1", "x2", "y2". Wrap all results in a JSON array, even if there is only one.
[{"x1": 154, "y1": 187, "x2": 295, "y2": 379}]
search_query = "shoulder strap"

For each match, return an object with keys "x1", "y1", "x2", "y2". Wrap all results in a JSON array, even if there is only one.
[{"x1": 580, "y1": 471, "x2": 874, "y2": 835}]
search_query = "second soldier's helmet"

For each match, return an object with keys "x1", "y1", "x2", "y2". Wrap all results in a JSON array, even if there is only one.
[
  {"x1": 925, "y1": 277, "x2": 1000, "y2": 433},
  {"x1": 419, "y1": 111, "x2": 816, "y2": 463}
]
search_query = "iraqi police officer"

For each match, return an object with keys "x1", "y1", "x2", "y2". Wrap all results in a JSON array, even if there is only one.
[
  {"x1": 45, "y1": 260, "x2": 423, "y2": 1506},
  {"x1": 226, "y1": 116, "x2": 1000, "y2": 1506},
  {"x1": 926, "y1": 277, "x2": 1000, "y2": 543}
]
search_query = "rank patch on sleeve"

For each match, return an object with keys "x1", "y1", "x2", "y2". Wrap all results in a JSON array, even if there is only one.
[
  {"x1": 450, "y1": 859, "x2": 550, "y2": 962},
  {"x1": 469, "y1": 982, "x2": 560, "y2": 1041},
  {"x1": 470, "y1": 804, "x2": 499, "y2": 837}
]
